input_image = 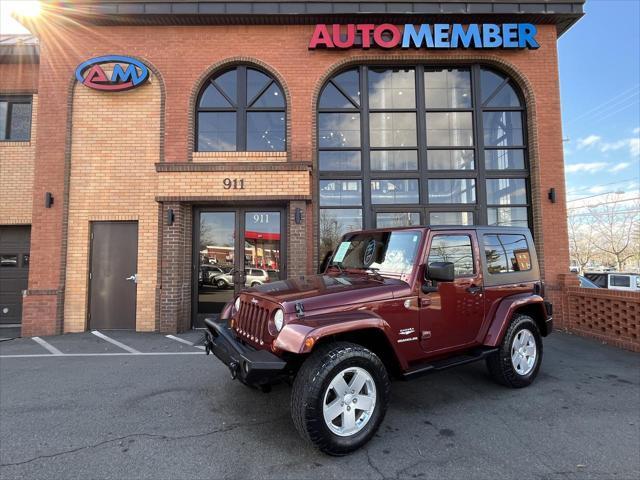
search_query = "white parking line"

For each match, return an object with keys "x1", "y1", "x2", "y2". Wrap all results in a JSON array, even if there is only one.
[
  {"x1": 91, "y1": 330, "x2": 140, "y2": 354},
  {"x1": 32, "y1": 337, "x2": 63, "y2": 355},
  {"x1": 0, "y1": 352, "x2": 204, "y2": 359},
  {"x1": 165, "y1": 334, "x2": 206, "y2": 350}
]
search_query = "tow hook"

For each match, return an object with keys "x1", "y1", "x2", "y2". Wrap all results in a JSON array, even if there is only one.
[
  {"x1": 203, "y1": 333, "x2": 213, "y2": 355},
  {"x1": 229, "y1": 361, "x2": 239, "y2": 380}
]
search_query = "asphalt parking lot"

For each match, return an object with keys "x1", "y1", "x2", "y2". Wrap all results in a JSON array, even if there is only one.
[{"x1": 1, "y1": 330, "x2": 638, "y2": 480}]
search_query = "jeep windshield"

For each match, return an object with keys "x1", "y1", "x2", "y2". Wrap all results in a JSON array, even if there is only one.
[{"x1": 328, "y1": 230, "x2": 422, "y2": 279}]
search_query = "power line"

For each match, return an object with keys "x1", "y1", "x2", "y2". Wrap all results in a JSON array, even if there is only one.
[{"x1": 566, "y1": 85, "x2": 639, "y2": 124}]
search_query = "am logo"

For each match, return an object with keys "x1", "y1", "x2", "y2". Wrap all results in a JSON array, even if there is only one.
[{"x1": 75, "y1": 55, "x2": 149, "y2": 92}]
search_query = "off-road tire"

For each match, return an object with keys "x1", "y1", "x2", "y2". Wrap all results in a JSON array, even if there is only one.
[
  {"x1": 486, "y1": 314, "x2": 543, "y2": 388},
  {"x1": 291, "y1": 342, "x2": 390, "y2": 456}
]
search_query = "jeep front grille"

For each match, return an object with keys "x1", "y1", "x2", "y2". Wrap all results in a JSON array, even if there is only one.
[{"x1": 233, "y1": 298, "x2": 273, "y2": 346}]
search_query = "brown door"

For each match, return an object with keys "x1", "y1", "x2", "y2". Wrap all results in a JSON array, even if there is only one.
[
  {"x1": 0, "y1": 226, "x2": 31, "y2": 325},
  {"x1": 89, "y1": 222, "x2": 138, "y2": 330}
]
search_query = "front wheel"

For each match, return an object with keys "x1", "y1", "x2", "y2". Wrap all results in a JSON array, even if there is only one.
[
  {"x1": 216, "y1": 279, "x2": 227, "y2": 289},
  {"x1": 291, "y1": 342, "x2": 390, "y2": 456},
  {"x1": 486, "y1": 314, "x2": 543, "y2": 388}
]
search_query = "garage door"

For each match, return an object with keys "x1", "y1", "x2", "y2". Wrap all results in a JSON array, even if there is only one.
[{"x1": 0, "y1": 226, "x2": 31, "y2": 325}]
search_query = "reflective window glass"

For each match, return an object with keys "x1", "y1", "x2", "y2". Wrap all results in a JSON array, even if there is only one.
[
  {"x1": 320, "y1": 209, "x2": 363, "y2": 260},
  {"x1": 370, "y1": 112, "x2": 417, "y2": 148},
  {"x1": 486, "y1": 178, "x2": 527, "y2": 205},
  {"x1": 484, "y1": 234, "x2": 531, "y2": 273},
  {"x1": 484, "y1": 149, "x2": 525, "y2": 170},
  {"x1": 429, "y1": 212, "x2": 474, "y2": 225},
  {"x1": 319, "y1": 151, "x2": 361, "y2": 171},
  {"x1": 426, "y1": 112, "x2": 473, "y2": 146},
  {"x1": 428, "y1": 150, "x2": 474, "y2": 170},
  {"x1": 487, "y1": 207, "x2": 529, "y2": 227},
  {"x1": 370, "y1": 150, "x2": 418, "y2": 171},
  {"x1": 198, "y1": 112, "x2": 236, "y2": 151},
  {"x1": 246, "y1": 112, "x2": 285, "y2": 151},
  {"x1": 428, "y1": 179, "x2": 476, "y2": 204},
  {"x1": 428, "y1": 235, "x2": 474, "y2": 276},
  {"x1": 425, "y1": 69, "x2": 472, "y2": 108},
  {"x1": 371, "y1": 179, "x2": 419, "y2": 204},
  {"x1": 319, "y1": 113, "x2": 361, "y2": 148},
  {"x1": 368, "y1": 68, "x2": 416, "y2": 109},
  {"x1": 376, "y1": 212, "x2": 421, "y2": 228},
  {"x1": 483, "y1": 111, "x2": 523, "y2": 146},
  {"x1": 319, "y1": 180, "x2": 362, "y2": 206}
]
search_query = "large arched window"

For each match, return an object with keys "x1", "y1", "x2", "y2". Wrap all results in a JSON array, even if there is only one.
[
  {"x1": 196, "y1": 66, "x2": 286, "y2": 152},
  {"x1": 318, "y1": 65, "x2": 529, "y2": 259}
]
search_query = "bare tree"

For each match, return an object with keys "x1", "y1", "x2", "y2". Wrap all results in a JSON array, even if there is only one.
[
  {"x1": 588, "y1": 195, "x2": 640, "y2": 271},
  {"x1": 567, "y1": 214, "x2": 597, "y2": 274}
]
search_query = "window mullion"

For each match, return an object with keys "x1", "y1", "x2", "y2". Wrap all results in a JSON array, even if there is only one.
[
  {"x1": 238, "y1": 66, "x2": 247, "y2": 151},
  {"x1": 472, "y1": 65, "x2": 488, "y2": 225},
  {"x1": 416, "y1": 65, "x2": 429, "y2": 218},
  {"x1": 361, "y1": 67, "x2": 372, "y2": 229}
]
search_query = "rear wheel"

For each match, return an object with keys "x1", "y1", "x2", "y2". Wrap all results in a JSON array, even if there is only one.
[
  {"x1": 291, "y1": 342, "x2": 390, "y2": 455},
  {"x1": 216, "y1": 279, "x2": 226, "y2": 289},
  {"x1": 486, "y1": 314, "x2": 543, "y2": 388}
]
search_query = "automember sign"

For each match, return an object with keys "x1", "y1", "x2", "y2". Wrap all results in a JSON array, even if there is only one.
[
  {"x1": 75, "y1": 55, "x2": 149, "y2": 92},
  {"x1": 309, "y1": 23, "x2": 539, "y2": 50}
]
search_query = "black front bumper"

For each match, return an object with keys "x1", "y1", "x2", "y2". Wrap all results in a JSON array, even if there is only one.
[{"x1": 203, "y1": 318, "x2": 287, "y2": 386}]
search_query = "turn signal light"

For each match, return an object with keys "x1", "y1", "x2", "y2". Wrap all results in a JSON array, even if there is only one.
[{"x1": 304, "y1": 337, "x2": 315, "y2": 350}]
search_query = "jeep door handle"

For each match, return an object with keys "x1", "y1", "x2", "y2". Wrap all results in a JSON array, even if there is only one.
[{"x1": 466, "y1": 285, "x2": 482, "y2": 294}]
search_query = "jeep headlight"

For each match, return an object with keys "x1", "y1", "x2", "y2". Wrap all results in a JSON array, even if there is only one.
[
  {"x1": 273, "y1": 309, "x2": 284, "y2": 332},
  {"x1": 233, "y1": 296, "x2": 241, "y2": 313}
]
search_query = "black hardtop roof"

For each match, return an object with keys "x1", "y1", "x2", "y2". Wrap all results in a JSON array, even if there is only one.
[{"x1": 346, "y1": 225, "x2": 532, "y2": 234}]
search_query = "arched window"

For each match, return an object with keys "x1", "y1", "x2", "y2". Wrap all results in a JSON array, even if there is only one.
[
  {"x1": 317, "y1": 65, "x2": 529, "y2": 259},
  {"x1": 196, "y1": 66, "x2": 286, "y2": 152}
]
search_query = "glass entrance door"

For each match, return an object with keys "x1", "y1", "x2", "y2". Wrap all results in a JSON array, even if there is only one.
[{"x1": 194, "y1": 208, "x2": 284, "y2": 327}]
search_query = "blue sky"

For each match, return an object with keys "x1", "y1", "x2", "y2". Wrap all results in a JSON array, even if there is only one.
[{"x1": 559, "y1": 0, "x2": 640, "y2": 202}]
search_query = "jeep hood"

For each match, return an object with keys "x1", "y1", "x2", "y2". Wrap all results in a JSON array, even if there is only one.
[{"x1": 246, "y1": 273, "x2": 412, "y2": 314}]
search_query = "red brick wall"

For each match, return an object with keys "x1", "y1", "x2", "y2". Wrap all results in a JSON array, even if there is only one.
[
  {"x1": 565, "y1": 286, "x2": 640, "y2": 352},
  {"x1": 21, "y1": 20, "x2": 570, "y2": 335},
  {"x1": 0, "y1": 62, "x2": 38, "y2": 93}
]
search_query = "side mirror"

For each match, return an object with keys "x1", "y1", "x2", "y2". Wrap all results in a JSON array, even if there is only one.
[{"x1": 426, "y1": 262, "x2": 455, "y2": 283}]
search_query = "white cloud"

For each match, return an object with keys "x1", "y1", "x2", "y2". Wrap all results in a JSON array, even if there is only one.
[
  {"x1": 611, "y1": 162, "x2": 631, "y2": 172},
  {"x1": 633, "y1": 127, "x2": 640, "y2": 135},
  {"x1": 565, "y1": 162, "x2": 608, "y2": 173},
  {"x1": 577, "y1": 135, "x2": 601, "y2": 149},
  {"x1": 588, "y1": 185, "x2": 608, "y2": 194},
  {"x1": 630, "y1": 138, "x2": 640, "y2": 156}
]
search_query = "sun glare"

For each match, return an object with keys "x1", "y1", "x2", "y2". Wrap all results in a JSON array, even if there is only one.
[{"x1": 6, "y1": 1, "x2": 42, "y2": 18}]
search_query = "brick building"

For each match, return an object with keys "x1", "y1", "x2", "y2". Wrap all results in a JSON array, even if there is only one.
[{"x1": 0, "y1": 0, "x2": 584, "y2": 336}]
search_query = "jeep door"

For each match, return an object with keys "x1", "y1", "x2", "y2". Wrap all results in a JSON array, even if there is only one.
[{"x1": 418, "y1": 231, "x2": 485, "y2": 354}]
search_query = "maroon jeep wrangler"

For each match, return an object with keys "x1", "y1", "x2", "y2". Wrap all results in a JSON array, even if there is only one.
[{"x1": 204, "y1": 226, "x2": 552, "y2": 455}]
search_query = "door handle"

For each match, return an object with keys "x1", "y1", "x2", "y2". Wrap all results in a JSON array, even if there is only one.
[
  {"x1": 466, "y1": 285, "x2": 482, "y2": 294},
  {"x1": 125, "y1": 274, "x2": 137, "y2": 283}
]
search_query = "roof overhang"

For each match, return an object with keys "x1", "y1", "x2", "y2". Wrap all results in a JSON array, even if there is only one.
[{"x1": 30, "y1": 1, "x2": 584, "y2": 37}]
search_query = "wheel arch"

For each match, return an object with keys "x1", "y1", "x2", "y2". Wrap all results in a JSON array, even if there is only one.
[
  {"x1": 312, "y1": 328, "x2": 403, "y2": 378},
  {"x1": 482, "y1": 294, "x2": 548, "y2": 347}
]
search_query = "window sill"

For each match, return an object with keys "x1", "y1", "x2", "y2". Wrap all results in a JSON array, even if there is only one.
[{"x1": 192, "y1": 151, "x2": 287, "y2": 163}]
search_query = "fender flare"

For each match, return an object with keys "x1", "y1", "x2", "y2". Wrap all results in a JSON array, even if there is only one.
[
  {"x1": 274, "y1": 311, "x2": 393, "y2": 354},
  {"x1": 483, "y1": 294, "x2": 546, "y2": 347}
]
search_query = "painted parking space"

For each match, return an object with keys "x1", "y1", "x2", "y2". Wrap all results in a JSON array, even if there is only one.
[{"x1": 0, "y1": 330, "x2": 208, "y2": 358}]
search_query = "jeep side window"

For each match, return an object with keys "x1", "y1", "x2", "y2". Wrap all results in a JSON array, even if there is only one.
[
  {"x1": 484, "y1": 234, "x2": 531, "y2": 274},
  {"x1": 427, "y1": 235, "x2": 474, "y2": 277}
]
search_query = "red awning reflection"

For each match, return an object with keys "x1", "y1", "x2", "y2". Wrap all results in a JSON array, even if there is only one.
[{"x1": 244, "y1": 230, "x2": 281, "y2": 241}]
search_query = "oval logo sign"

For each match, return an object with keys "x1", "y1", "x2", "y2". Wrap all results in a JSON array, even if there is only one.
[{"x1": 75, "y1": 55, "x2": 149, "y2": 92}]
